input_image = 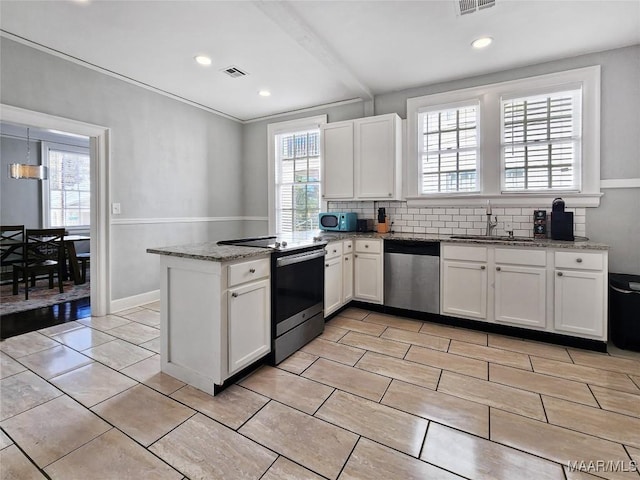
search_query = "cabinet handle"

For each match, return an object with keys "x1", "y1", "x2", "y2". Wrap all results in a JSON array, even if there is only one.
[
  {"x1": 249, "y1": 268, "x2": 256, "y2": 273},
  {"x1": 480, "y1": 265, "x2": 486, "y2": 270},
  {"x1": 576, "y1": 258, "x2": 583, "y2": 263},
  {"x1": 496, "y1": 266, "x2": 501, "y2": 271},
  {"x1": 231, "y1": 292, "x2": 238, "y2": 298},
  {"x1": 557, "y1": 272, "x2": 563, "y2": 277}
]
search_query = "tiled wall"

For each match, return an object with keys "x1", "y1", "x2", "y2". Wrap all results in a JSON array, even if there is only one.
[{"x1": 327, "y1": 201, "x2": 587, "y2": 238}]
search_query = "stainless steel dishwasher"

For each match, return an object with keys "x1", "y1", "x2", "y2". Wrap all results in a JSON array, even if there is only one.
[{"x1": 384, "y1": 240, "x2": 440, "y2": 314}]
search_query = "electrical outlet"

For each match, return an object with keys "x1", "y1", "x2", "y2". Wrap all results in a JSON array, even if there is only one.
[
  {"x1": 505, "y1": 221, "x2": 513, "y2": 232},
  {"x1": 112, "y1": 203, "x2": 121, "y2": 215}
]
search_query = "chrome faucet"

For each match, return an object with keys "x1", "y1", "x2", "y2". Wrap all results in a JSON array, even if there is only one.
[{"x1": 486, "y1": 214, "x2": 498, "y2": 236}]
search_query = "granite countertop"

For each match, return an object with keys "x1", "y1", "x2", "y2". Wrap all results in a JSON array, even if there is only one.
[
  {"x1": 316, "y1": 231, "x2": 609, "y2": 250},
  {"x1": 148, "y1": 231, "x2": 608, "y2": 262},
  {"x1": 147, "y1": 242, "x2": 272, "y2": 262}
]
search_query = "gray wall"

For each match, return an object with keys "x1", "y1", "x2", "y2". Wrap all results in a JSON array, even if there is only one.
[
  {"x1": 0, "y1": 136, "x2": 41, "y2": 227},
  {"x1": 1, "y1": 38, "x2": 246, "y2": 300}
]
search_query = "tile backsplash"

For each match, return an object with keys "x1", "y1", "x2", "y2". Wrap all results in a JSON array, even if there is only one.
[{"x1": 327, "y1": 201, "x2": 587, "y2": 238}]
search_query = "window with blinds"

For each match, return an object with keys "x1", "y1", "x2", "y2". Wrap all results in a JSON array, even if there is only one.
[
  {"x1": 44, "y1": 144, "x2": 91, "y2": 228},
  {"x1": 502, "y1": 89, "x2": 582, "y2": 192},
  {"x1": 419, "y1": 104, "x2": 479, "y2": 194},
  {"x1": 275, "y1": 129, "x2": 321, "y2": 233}
]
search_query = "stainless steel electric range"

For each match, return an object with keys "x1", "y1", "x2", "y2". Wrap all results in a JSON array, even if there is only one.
[{"x1": 218, "y1": 235, "x2": 326, "y2": 364}]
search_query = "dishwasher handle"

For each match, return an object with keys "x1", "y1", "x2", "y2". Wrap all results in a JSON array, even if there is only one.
[{"x1": 384, "y1": 240, "x2": 440, "y2": 256}]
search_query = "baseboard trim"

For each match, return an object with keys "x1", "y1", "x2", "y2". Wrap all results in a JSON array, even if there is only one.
[{"x1": 111, "y1": 289, "x2": 160, "y2": 314}]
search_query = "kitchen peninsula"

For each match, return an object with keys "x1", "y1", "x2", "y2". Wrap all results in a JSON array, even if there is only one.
[{"x1": 147, "y1": 242, "x2": 273, "y2": 395}]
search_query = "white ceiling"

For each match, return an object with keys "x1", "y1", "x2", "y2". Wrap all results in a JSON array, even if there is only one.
[{"x1": 1, "y1": 0, "x2": 639, "y2": 122}]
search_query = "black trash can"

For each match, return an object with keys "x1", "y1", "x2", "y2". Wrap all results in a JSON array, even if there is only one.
[{"x1": 609, "y1": 273, "x2": 640, "y2": 351}]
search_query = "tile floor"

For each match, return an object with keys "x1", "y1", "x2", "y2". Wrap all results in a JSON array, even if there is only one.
[{"x1": 1, "y1": 304, "x2": 640, "y2": 479}]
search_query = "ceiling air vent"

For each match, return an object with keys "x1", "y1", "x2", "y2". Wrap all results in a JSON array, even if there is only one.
[
  {"x1": 221, "y1": 66, "x2": 248, "y2": 78},
  {"x1": 456, "y1": 0, "x2": 495, "y2": 15}
]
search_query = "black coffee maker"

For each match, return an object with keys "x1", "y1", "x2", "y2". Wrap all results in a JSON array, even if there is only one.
[{"x1": 550, "y1": 198, "x2": 574, "y2": 241}]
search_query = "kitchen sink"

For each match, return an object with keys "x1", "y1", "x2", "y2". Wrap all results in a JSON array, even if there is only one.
[{"x1": 449, "y1": 235, "x2": 536, "y2": 242}]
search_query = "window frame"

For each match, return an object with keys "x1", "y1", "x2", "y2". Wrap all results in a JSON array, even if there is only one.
[
  {"x1": 267, "y1": 115, "x2": 327, "y2": 234},
  {"x1": 417, "y1": 99, "x2": 481, "y2": 194},
  {"x1": 406, "y1": 66, "x2": 601, "y2": 207},
  {"x1": 41, "y1": 141, "x2": 91, "y2": 231}
]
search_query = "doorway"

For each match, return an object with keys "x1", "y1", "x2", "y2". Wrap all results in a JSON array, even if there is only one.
[{"x1": 0, "y1": 104, "x2": 110, "y2": 323}]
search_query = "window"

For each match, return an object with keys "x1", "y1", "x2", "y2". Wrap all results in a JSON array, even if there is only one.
[
  {"x1": 419, "y1": 103, "x2": 479, "y2": 193},
  {"x1": 268, "y1": 115, "x2": 326, "y2": 234},
  {"x1": 406, "y1": 66, "x2": 600, "y2": 207},
  {"x1": 42, "y1": 142, "x2": 90, "y2": 228},
  {"x1": 502, "y1": 89, "x2": 581, "y2": 192}
]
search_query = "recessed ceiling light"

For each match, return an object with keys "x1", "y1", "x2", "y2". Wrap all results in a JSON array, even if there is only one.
[
  {"x1": 194, "y1": 55, "x2": 212, "y2": 66},
  {"x1": 258, "y1": 90, "x2": 271, "y2": 97},
  {"x1": 472, "y1": 37, "x2": 493, "y2": 49}
]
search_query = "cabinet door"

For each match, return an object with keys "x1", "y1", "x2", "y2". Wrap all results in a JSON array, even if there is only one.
[
  {"x1": 441, "y1": 260, "x2": 487, "y2": 319},
  {"x1": 324, "y1": 255, "x2": 343, "y2": 317},
  {"x1": 343, "y1": 253, "x2": 353, "y2": 303},
  {"x1": 495, "y1": 265, "x2": 546, "y2": 328},
  {"x1": 228, "y1": 279, "x2": 271, "y2": 375},
  {"x1": 554, "y1": 270, "x2": 604, "y2": 337},
  {"x1": 354, "y1": 252, "x2": 382, "y2": 304},
  {"x1": 355, "y1": 115, "x2": 397, "y2": 199},
  {"x1": 321, "y1": 122, "x2": 354, "y2": 199}
]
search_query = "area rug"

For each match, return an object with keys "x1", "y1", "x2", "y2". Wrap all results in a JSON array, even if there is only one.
[{"x1": 0, "y1": 280, "x2": 90, "y2": 316}]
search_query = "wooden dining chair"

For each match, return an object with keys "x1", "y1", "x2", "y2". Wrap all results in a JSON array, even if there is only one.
[
  {"x1": 1, "y1": 226, "x2": 25, "y2": 281},
  {"x1": 12, "y1": 228, "x2": 66, "y2": 300}
]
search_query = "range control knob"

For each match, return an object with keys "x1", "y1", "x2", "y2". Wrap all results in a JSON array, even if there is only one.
[
  {"x1": 274, "y1": 242, "x2": 281, "y2": 248},
  {"x1": 281, "y1": 241, "x2": 288, "y2": 247}
]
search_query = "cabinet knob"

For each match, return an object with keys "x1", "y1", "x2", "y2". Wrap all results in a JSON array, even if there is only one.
[
  {"x1": 231, "y1": 292, "x2": 238, "y2": 298},
  {"x1": 480, "y1": 265, "x2": 486, "y2": 270},
  {"x1": 325, "y1": 264, "x2": 329, "y2": 267},
  {"x1": 333, "y1": 249, "x2": 337, "y2": 253},
  {"x1": 355, "y1": 254, "x2": 358, "y2": 258},
  {"x1": 388, "y1": 193, "x2": 392, "y2": 197},
  {"x1": 557, "y1": 272, "x2": 563, "y2": 277},
  {"x1": 576, "y1": 258, "x2": 583, "y2": 263},
  {"x1": 365, "y1": 244, "x2": 369, "y2": 248},
  {"x1": 249, "y1": 268, "x2": 256, "y2": 273},
  {"x1": 496, "y1": 266, "x2": 501, "y2": 271},
  {"x1": 345, "y1": 257, "x2": 349, "y2": 261}
]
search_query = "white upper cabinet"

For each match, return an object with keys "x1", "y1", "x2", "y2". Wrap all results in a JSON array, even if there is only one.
[
  {"x1": 322, "y1": 113, "x2": 402, "y2": 201},
  {"x1": 321, "y1": 121, "x2": 354, "y2": 199}
]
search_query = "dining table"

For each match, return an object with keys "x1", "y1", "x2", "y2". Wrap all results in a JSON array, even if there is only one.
[{"x1": 61, "y1": 235, "x2": 90, "y2": 284}]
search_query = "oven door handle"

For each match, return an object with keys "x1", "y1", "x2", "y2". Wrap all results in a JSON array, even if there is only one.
[{"x1": 276, "y1": 249, "x2": 325, "y2": 267}]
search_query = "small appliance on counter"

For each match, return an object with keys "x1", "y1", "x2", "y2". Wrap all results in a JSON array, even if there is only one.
[
  {"x1": 533, "y1": 210, "x2": 547, "y2": 239},
  {"x1": 377, "y1": 207, "x2": 389, "y2": 233},
  {"x1": 550, "y1": 197, "x2": 574, "y2": 241},
  {"x1": 356, "y1": 219, "x2": 374, "y2": 232},
  {"x1": 318, "y1": 212, "x2": 357, "y2": 232}
]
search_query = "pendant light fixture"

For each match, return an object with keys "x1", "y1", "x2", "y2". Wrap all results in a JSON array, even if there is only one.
[{"x1": 8, "y1": 127, "x2": 48, "y2": 180}]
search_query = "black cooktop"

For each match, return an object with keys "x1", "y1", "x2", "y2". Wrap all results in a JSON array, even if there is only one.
[{"x1": 217, "y1": 235, "x2": 326, "y2": 253}]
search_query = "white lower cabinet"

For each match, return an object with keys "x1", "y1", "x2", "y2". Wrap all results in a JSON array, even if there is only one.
[
  {"x1": 159, "y1": 254, "x2": 271, "y2": 395},
  {"x1": 554, "y1": 251, "x2": 605, "y2": 338},
  {"x1": 324, "y1": 240, "x2": 355, "y2": 317},
  {"x1": 324, "y1": 255, "x2": 343, "y2": 316},
  {"x1": 227, "y1": 278, "x2": 271, "y2": 376},
  {"x1": 494, "y1": 248, "x2": 547, "y2": 329},
  {"x1": 354, "y1": 239, "x2": 383, "y2": 304},
  {"x1": 441, "y1": 243, "x2": 607, "y2": 341},
  {"x1": 441, "y1": 245, "x2": 488, "y2": 320}
]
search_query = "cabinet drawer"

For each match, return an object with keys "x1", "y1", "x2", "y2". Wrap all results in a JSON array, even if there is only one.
[
  {"x1": 343, "y1": 240, "x2": 354, "y2": 253},
  {"x1": 228, "y1": 258, "x2": 270, "y2": 287},
  {"x1": 555, "y1": 251, "x2": 603, "y2": 271},
  {"x1": 442, "y1": 244, "x2": 487, "y2": 262},
  {"x1": 495, "y1": 248, "x2": 546, "y2": 267},
  {"x1": 325, "y1": 241, "x2": 343, "y2": 259},
  {"x1": 355, "y1": 239, "x2": 381, "y2": 253}
]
